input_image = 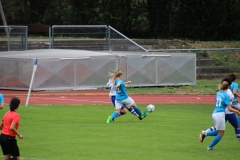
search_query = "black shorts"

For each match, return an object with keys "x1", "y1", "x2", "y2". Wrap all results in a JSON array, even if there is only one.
[{"x1": 0, "y1": 134, "x2": 20, "y2": 157}]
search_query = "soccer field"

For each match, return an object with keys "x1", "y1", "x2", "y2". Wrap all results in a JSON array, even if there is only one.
[{"x1": 0, "y1": 104, "x2": 238, "y2": 160}]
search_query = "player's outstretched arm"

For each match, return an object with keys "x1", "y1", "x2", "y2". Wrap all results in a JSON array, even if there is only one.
[{"x1": 125, "y1": 81, "x2": 131, "y2": 84}]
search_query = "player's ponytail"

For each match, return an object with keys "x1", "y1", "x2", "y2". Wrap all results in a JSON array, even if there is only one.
[
  {"x1": 114, "y1": 70, "x2": 123, "y2": 79},
  {"x1": 218, "y1": 81, "x2": 229, "y2": 91},
  {"x1": 109, "y1": 70, "x2": 123, "y2": 82}
]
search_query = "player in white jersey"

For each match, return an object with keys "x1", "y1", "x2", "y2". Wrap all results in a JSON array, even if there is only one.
[
  {"x1": 198, "y1": 78, "x2": 240, "y2": 151},
  {"x1": 199, "y1": 77, "x2": 240, "y2": 143}
]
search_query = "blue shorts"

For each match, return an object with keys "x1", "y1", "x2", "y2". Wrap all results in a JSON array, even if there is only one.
[
  {"x1": 111, "y1": 96, "x2": 125, "y2": 110},
  {"x1": 225, "y1": 113, "x2": 238, "y2": 128}
]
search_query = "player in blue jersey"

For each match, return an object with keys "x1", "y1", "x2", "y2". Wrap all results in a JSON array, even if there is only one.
[
  {"x1": 229, "y1": 73, "x2": 240, "y2": 126},
  {"x1": 0, "y1": 93, "x2": 4, "y2": 109},
  {"x1": 198, "y1": 78, "x2": 240, "y2": 151},
  {"x1": 106, "y1": 70, "x2": 148, "y2": 123},
  {"x1": 106, "y1": 78, "x2": 129, "y2": 121},
  {"x1": 199, "y1": 77, "x2": 240, "y2": 142}
]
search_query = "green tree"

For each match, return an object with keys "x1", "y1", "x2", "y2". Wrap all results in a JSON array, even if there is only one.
[
  {"x1": 29, "y1": 0, "x2": 52, "y2": 24},
  {"x1": 171, "y1": 0, "x2": 240, "y2": 40},
  {"x1": 147, "y1": 0, "x2": 172, "y2": 38},
  {"x1": 99, "y1": 0, "x2": 149, "y2": 37},
  {"x1": 2, "y1": 0, "x2": 29, "y2": 24}
]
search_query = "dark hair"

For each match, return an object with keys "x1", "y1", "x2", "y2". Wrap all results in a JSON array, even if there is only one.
[
  {"x1": 221, "y1": 77, "x2": 232, "y2": 86},
  {"x1": 9, "y1": 98, "x2": 20, "y2": 111},
  {"x1": 229, "y1": 73, "x2": 236, "y2": 81}
]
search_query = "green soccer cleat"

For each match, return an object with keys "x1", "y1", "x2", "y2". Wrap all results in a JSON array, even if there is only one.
[
  {"x1": 139, "y1": 109, "x2": 148, "y2": 120},
  {"x1": 106, "y1": 116, "x2": 113, "y2": 123},
  {"x1": 143, "y1": 109, "x2": 148, "y2": 116}
]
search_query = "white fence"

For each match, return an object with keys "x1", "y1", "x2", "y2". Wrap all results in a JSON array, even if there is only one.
[{"x1": 0, "y1": 49, "x2": 196, "y2": 90}]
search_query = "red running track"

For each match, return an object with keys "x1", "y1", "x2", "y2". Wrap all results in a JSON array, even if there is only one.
[{"x1": 0, "y1": 91, "x2": 215, "y2": 104}]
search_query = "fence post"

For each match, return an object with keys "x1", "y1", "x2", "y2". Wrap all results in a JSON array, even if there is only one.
[
  {"x1": 25, "y1": 26, "x2": 28, "y2": 50},
  {"x1": 7, "y1": 27, "x2": 10, "y2": 51},
  {"x1": 107, "y1": 25, "x2": 111, "y2": 51},
  {"x1": 52, "y1": 26, "x2": 54, "y2": 49},
  {"x1": 49, "y1": 26, "x2": 52, "y2": 49},
  {"x1": 197, "y1": 50, "x2": 200, "y2": 75}
]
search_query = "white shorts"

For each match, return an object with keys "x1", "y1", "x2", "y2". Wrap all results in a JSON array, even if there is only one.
[
  {"x1": 115, "y1": 97, "x2": 135, "y2": 109},
  {"x1": 212, "y1": 112, "x2": 225, "y2": 130}
]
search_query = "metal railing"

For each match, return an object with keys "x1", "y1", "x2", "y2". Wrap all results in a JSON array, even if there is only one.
[
  {"x1": 50, "y1": 25, "x2": 146, "y2": 52},
  {"x1": 148, "y1": 48, "x2": 240, "y2": 75},
  {"x1": 147, "y1": 48, "x2": 240, "y2": 52},
  {"x1": 108, "y1": 26, "x2": 147, "y2": 52},
  {"x1": 0, "y1": 26, "x2": 28, "y2": 51}
]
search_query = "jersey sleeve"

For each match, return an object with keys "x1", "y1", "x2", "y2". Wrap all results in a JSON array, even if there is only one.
[
  {"x1": 224, "y1": 94, "x2": 231, "y2": 106},
  {"x1": 13, "y1": 114, "x2": 20, "y2": 124},
  {"x1": 106, "y1": 79, "x2": 113, "y2": 87},
  {"x1": 233, "y1": 83, "x2": 238, "y2": 91}
]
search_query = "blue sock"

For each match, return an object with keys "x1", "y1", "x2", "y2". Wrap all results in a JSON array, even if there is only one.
[
  {"x1": 238, "y1": 116, "x2": 240, "y2": 126},
  {"x1": 134, "y1": 106, "x2": 142, "y2": 116},
  {"x1": 127, "y1": 107, "x2": 140, "y2": 117},
  {"x1": 209, "y1": 134, "x2": 222, "y2": 148},
  {"x1": 205, "y1": 126, "x2": 216, "y2": 133},
  {"x1": 119, "y1": 111, "x2": 126, "y2": 116},
  {"x1": 235, "y1": 128, "x2": 240, "y2": 141},
  {"x1": 206, "y1": 130, "x2": 218, "y2": 136},
  {"x1": 110, "y1": 112, "x2": 119, "y2": 119}
]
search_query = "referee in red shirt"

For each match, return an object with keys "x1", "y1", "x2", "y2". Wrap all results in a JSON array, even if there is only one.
[{"x1": 0, "y1": 98, "x2": 23, "y2": 160}]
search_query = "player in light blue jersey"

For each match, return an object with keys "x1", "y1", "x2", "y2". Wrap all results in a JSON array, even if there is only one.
[
  {"x1": 229, "y1": 73, "x2": 240, "y2": 126},
  {"x1": 0, "y1": 93, "x2": 4, "y2": 109},
  {"x1": 199, "y1": 77, "x2": 240, "y2": 142},
  {"x1": 198, "y1": 78, "x2": 240, "y2": 151},
  {"x1": 106, "y1": 78, "x2": 128, "y2": 121},
  {"x1": 106, "y1": 70, "x2": 148, "y2": 123}
]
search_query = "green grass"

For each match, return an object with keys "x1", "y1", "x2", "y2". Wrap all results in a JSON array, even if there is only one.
[
  {"x1": 0, "y1": 104, "x2": 239, "y2": 160},
  {"x1": 127, "y1": 80, "x2": 240, "y2": 94}
]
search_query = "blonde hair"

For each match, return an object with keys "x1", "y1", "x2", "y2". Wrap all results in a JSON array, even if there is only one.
[
  {"x1": 109, "y1": 70, "x2": 123, "y2": 82},
  {"x1": 218, "y1": 81, "x2": 229, "y2": 90}
]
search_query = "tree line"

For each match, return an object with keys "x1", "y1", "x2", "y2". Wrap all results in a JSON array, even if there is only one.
[{"x1": 2, "y1": 0, "x2": 240, "y2": 40}]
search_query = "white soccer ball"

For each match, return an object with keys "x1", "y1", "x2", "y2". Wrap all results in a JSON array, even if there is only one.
[{"x1": 147, "y1": 104, "x2": 155, "y2": 112}]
